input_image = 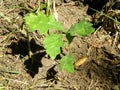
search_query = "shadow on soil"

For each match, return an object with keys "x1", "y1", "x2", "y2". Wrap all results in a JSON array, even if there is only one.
[
  {"x1": 8, "y1": 38, "x2": 46, "y2": 78},
  {"x1": 83, "y1": 0, "x2": 108, "y2": 15},
  {"x1": 46, "y1": 65, "x2": 57, "y2": 82},
  {"x1": 24, "y1": 52, "x2": 46, "y2": 78}
]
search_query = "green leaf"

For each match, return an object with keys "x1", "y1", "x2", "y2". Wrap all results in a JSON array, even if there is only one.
[
  {"x1": 67, "y1": 20, "x2": 95, "y2": 36},
  {"x1": 60, "y1": 54, "x2": 74, "y2": 73},
  {"x1": 66, "y1": 33, "x2": 75, "y2": 44},
  {"x1": 48, "y1": 14, "x2": 64, "y2": 30},
  {"x1": 24, "y1": 12, "x2": 63, "y2": 34},
  {"x1": 43, "y1": 34, "x2": 64, "y2": 59}
]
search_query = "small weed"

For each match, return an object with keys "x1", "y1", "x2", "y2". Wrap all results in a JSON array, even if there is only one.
[{"x1": 24, "y1": 1, "x2": 95, "y2": 73}]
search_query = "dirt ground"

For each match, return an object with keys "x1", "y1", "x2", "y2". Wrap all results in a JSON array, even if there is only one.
[{"x1": 0, "y1": 0, "x2": 120, "y2": 90}]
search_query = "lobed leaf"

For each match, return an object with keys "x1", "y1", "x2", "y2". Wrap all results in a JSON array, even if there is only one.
[
  {"x1": 60, "y1": 54, "x2": 74, "y2": 73},
  {"x1": 24, "y1": 12, "x2": 63, "y2": 34},
  {"x1": 67, "y1": 20, "x2": 95, "y2": 36},
  {"x1": 43, "y1": 34, "x2": 64, "y2": 59}
]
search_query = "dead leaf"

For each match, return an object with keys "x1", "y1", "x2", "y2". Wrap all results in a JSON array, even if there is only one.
[{"x1": 74, "y1": 56, "x2": 88, "y2": 67}]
